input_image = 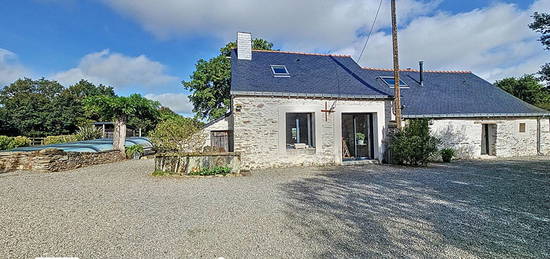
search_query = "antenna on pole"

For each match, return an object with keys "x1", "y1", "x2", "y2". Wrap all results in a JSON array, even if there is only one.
[{"x1": 391, "y1": 0, "x2": 403, "y2": 130}]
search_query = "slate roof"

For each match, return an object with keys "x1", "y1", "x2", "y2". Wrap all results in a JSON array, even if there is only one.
[
  {"x1": 231, "y1": 49, "x2": 550, "y2": 117},
  {"x1": 360, "y1": 68, "x2": 550, "y2": 117},
  {"x1": 230, "y1": 49, "x2": 392, "y2": 98}
]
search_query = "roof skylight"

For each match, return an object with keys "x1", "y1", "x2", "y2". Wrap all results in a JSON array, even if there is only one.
[
  {"x1": 379, "y1": 76, "x2": 408, "y2": 88},
  {"x1": 271, "y1": 65, "x2": 290, "y2": 77}
]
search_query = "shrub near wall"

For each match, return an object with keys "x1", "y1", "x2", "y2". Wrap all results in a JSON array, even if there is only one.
[
  {"x1": 0, "y1": 136, "x2": 31, "y2": 150},
  {"x1": 44, "y1": 135, "x2": 80, "y2": 145},
  {"x1": 389, "y1": 119, "x2": 440, "y2": 166}
]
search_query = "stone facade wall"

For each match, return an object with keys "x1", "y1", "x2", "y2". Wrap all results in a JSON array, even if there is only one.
[
  {"x1": 155, "y1": 152, "x2": 241, "y2": 175},
  {"x1": 0, "y1": 149, "x2": 125, "y2": 173},
  {"x1": 232, "y1": 96, "x2": 389, "y2": 169},
  {"x1": 430, "y1": 117, "x2": 550, "y2": 159}
]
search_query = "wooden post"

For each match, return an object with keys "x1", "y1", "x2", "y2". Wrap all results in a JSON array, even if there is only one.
[{"x1": 391, "y1": 0, "x2": 403, "y2": 129}]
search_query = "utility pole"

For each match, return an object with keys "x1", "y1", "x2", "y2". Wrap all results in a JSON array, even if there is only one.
[{"x1": 391, "y1": 0, "x2": 403, "y2": 129}]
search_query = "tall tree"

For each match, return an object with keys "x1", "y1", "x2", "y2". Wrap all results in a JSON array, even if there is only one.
[
  {"x1": 0, "y1": 78, "x2": 68, "y2": 136},
  {"x1": 529, "y1": 12, "x2": 550, "y2": 85},
  {"x1": 60, "y1": 80, "x2": 116, "y2": 128},
  {"x1": 495, "y1": 75, "x2": 550, "y2": 110},
  {"x1": 84, "y1": 94, "x2": 160, "y2": 151},
  {"x1": 183, "y1": 39, "x2": 274, "y2": 120}
]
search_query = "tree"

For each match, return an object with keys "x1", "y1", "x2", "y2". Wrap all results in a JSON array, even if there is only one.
[
  {"x1": 495, "y1": 75, "x2": 550, "y2": 110},
  {"x1": 84, "y1": 94, "x2": 160, "y2": 152},
  {"x1": 0, "y1": 78, "x2": 68, "y2": 136},
  {"x1": 183, "y1": 38, "x2": 274, "y2": 120},
  {"x1": 529, "y1": 12, "x2": 550, "y2": 85},
  {"x1": 0, "y1": 78, "x2": 117, "y2": 137},
  {"x1": 60, "y1": 80, "x2": 116, "y2": 128}
]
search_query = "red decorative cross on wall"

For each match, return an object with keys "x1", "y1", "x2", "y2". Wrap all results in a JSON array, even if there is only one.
[{"x1": 321, "y1": 101, "x2": 335, "y2": 121}]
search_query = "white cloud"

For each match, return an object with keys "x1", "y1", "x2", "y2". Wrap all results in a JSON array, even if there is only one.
[
  {"x1": 101, "y1": 0, "x2": 440, "y2": 50},
  {"x1": 0, "y1": 49, "x2": 30, "y2": 86},
  {"x1": 51, "y1": 49, "x2": 177, "y2": 88},
  {"x1": 144, "y1": 93, "x2": 193, "y2": 114},
  {"x1": 101, "y1": 0, "x2": 550, "y2": 82},
  {"x1": 341, "y1": 0, "x2": 550, "y2": 82}
]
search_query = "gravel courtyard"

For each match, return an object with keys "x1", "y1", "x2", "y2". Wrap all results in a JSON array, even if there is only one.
[{"x1": 1, "y1": 158, "x2": 549, "y2": 258}]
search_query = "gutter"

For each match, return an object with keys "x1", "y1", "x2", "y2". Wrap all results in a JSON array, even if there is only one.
[
  {"x1": 230, "y1": 90, "x2": 392, "y2": 100},
  {"x1": 404, "y1": 113, "x2": 550, "y2": 119}
]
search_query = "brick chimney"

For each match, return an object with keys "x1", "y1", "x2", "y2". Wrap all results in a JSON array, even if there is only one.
[{"x1": 237, "y1": 32, "x2": 252, "y2": 60}]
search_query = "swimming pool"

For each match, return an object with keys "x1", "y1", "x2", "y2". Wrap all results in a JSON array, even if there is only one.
[{"x1": 9, "y1": 137, "x2": 153, "y2": 153}]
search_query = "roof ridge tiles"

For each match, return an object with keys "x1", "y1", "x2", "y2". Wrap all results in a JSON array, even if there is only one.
[
  {"x1": 252, "y1": 49, "x2": 352, "y2": 58},
  {"x1": 362, "y1": 67, "x2": 472, "y2": 74}
]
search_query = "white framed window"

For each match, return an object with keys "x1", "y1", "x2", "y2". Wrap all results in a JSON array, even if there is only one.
[
  {"x1": 271, "y1": 65, "x2": 290, "y2": 77},
  {"x1": 286, "y1": 113, "x2": 314, "y2": 148}
]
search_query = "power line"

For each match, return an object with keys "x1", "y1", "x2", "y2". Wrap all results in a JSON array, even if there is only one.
[{"x1": 357, "y1": 0, "x2": 384, "y2": 63}]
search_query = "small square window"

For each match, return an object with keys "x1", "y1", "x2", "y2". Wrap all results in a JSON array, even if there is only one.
[
  {"x1": 519, "y1": 123, "x2": 526, "y2": 133},
  {"x1": 379, "y1": 76, "x2": 408, "y2": 88},
  {"x1": 286, "y1": 113, "x2": 314, "y2": 148},
  {"x1": 271, "y1": 65, "x2": 290, "y2": 77}
]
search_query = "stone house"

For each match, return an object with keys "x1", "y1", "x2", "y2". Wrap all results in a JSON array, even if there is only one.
[{"x1": 204, "y1": 32, "x2": 550, "y2": 169}]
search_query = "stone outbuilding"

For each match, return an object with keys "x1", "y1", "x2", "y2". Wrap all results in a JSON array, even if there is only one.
[{"x1": 203, "y1": 32, "x2": 550, "y2": 169}]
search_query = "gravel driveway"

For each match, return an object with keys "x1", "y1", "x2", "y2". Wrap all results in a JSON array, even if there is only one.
[{"x1": 1, "y1": 158, "x2": 549, "y2": 258}]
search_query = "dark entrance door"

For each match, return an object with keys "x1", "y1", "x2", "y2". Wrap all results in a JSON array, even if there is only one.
[{"x1": 342, "y1": 113, "x2": 374, "y2": 160}]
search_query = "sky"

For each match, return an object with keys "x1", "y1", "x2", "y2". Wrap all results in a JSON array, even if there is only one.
[{"x1": 1, "y1": 0, "x2": 549, "y2": 115}]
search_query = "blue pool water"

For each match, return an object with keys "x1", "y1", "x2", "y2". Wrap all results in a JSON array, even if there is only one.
[{"x1": 8, "y1": 137, "x2": 153, "y2": 153}]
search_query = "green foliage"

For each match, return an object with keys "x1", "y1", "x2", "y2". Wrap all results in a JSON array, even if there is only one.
[
  {"x1": 75, "y1": 125, "x2": 102, "y2": 140},
  {"x1": 189, "y1": 166, "x2": 232, "y2": 176},
  {"x1": 44, "y1": 135, "x2": 79, "y2": 145},
  {"x1": 389, "y1": 119, "x2": 440, "y2": 166},
  {"x1": 495, "y1": 75, "x2": 550, "y2": 110},
  {"x1": 149, "y1": 117, "x2": 204, "y2": 152},
  {"x1": 183, "y1": 38, "x2": 274, "y2": 120},
  {"x1": 530, "y1": 12, "x2": 550, "y2": 86},
  {"x1": 0, "y1": 136, "x2": 12, "y2": 150},
  {"x1": 0, "y1": 78, "x2": 116, "y2": 137},
  {"x1": 356, "y1": 133, "x2": 366, "y2": 141},
  {"x1": 125, "y1": 145, "x2": 144, "y2": 159},
  {"x1": 441, "y1": 148, "x2": 456, "y2": 163},
  {"x1": 158, "y1": 106, "x2": 181, "y2": 121},
  {"x1": 84, "y1": 94, "x2": 160, "y2": 122},
  {"x1": 0, "y1": 136, "x2": 31, "y2": 150},
  {"x1": 151, "y1": 170, "x2": 175, "y2": 176}
]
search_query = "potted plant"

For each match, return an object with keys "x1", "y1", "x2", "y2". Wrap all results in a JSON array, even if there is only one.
[{"x1": 356, "y1": 133, "x2": 366, "y2": 145}]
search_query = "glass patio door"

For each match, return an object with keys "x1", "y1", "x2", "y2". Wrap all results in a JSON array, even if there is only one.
[{"x1": 342, "y1": 113, "x2": 374, "y2": 160}]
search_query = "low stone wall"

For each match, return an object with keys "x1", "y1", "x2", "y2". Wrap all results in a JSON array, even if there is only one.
[
  {"x1": 0, "y1": 149, "x2": 125, "y2": 173},
  {"x1": 155, "y1": 152, "x2": 241, "y2": 175}
]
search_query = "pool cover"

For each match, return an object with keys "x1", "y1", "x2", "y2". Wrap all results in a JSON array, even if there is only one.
[{"x1": 8, "y1": 137, "x2": 153, "y2": 153}]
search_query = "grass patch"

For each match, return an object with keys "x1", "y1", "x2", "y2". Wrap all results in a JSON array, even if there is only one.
[
  {"x1": 151, "y1": 170, "x2": 176, "y2": 176},
  {"x1": 189, "y1": 166, "x2": 232, "y2": 176}
]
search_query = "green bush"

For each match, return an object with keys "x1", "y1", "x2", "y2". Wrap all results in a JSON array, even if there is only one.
[
  {"x1": 389, "y1": 119, "x2": 440, "y2": 166},
  {"x1": 125, "y1": 145, "x2": 144, "y2": 159},
  {"x1": 44, "y1": 135, "x2": 79, "y2": 145},
  {"x1": 0, "y1": 136, "x2": 31, "y2": 150},
  {"x1": 8, "y1": 136, "x2": 31, "y2": 149},
  {"x1": 149, "y1": 117, "x2": 205, "y2": 152},
  {"x1": 75, "y1": 125, "x2": 102, "y2": 140},
  {"x1": 0, "y1": 136, "x2": 12, "y2": 150},
  {"x1": 189, "y1": 166, "x2": 232, "y2": 176},
  {"x1": 441, "y1": 148, "x2": 455, "y2": 163}
]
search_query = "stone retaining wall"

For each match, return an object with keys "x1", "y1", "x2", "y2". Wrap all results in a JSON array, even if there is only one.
[
  {"x1": 155, "y1": 152, "x2": 241, "y2": 175},
  {"x1": 0, "y1": 149, "x2": 125, "y2": 173}
]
